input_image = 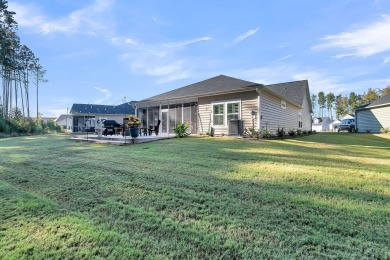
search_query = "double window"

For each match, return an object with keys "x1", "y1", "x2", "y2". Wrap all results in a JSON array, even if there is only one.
[{"x1": 212, "y1": 101, "x2": 240, "y2": 126}]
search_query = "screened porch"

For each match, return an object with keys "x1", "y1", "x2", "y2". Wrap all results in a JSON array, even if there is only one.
[{"x1": 136, "y1": 102, "x2": 198, "y2": 135}]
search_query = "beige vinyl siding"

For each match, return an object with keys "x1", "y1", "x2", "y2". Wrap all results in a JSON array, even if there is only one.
[
  {"x1": 300, "y1": 94, "x2": 312, "y2": 130},
  {"x1": 260, "y1": 90, "x2": 300, "y2": 133},
  {"x1": 198, "y1": 90, "x2": 258, "y2": 135},
  {"x1": 356, "y1": 106, "x2": 390, "y2": 133}
]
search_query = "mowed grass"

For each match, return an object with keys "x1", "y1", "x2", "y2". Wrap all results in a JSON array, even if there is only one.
[{"x1": 0, "y1": 133, "x2": 389, "y2": 259}]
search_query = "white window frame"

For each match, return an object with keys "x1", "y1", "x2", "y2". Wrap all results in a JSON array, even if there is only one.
[
  {"x1": 212, "y1": 102, "x2": 225, "y2": 127},
  {"x1": 211, "y1": 100, "x2": 241, "y2": 128},
  {"x1": 298, "y1": 113, "x2": 302, "y2": 129}
]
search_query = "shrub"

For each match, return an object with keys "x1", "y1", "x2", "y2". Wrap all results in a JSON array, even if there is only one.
[
  {"x1": 366, "y1": 129, "x2": 372, "y2": 133},
  {"x1": 302, "y1": 130, "x2": 308, "y2": 135},
  {"x1": 245, "y1": 127, "x2": 260, "y2": 138},
  {"x1": 173, "y1": 122, "x2": 190, "y2": 138},
  {"x1": 276, "y1": 127, "x2": 285, "y2": 138},
  {"x1": 308, "y1": 130, "x2": 313, "y2": 134},
  {"x1": 297, "y1": 129, "x2": 302, "y2": 135},
  {"x1": 380, "y1": 127, "x2": 389, "y2": 134},
  {"x1": 261, "y1": 129, "x2": 272, "y2": 138},
  {"x1": 288, "y1": 129, "x2": 296, "y2": 137}
]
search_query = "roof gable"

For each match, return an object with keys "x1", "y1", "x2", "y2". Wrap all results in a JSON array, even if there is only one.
[{"x1": 265, "y1": 80, "x2": 309, "y2": 108}]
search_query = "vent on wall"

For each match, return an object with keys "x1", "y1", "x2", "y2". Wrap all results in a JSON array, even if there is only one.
[{"x1": 228, "y1": 119, "x2": 243, "y2": 135}]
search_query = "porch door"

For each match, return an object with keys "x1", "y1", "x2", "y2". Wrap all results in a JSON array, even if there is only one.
[{"x1": 161, "y1": 109, "x2": 169, "y2": 134}]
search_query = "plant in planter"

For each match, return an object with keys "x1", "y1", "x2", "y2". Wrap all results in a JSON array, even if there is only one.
[{"x1": 127, "y1": 115, "x2": 141, "y2": 138}]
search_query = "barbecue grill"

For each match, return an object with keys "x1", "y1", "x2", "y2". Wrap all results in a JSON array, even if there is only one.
[{"x1": 103, "y1": 120, "x2": 121, "y2": 136}]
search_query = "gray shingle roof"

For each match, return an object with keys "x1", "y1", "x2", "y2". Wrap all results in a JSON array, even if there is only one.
[
  {"x1": 142, "y1": 75, "x2": 262, "y2": 102},
  {"x1": 140, "y1": 75, "x2": 310, "y2": 109},
  {"x1": 366, "y1": 94, "x2": 390, "y2": 108},
  {"x1": 70, "y1": 103, "x2": 135, "y2": 115},
  {"x1": 265, "y1": 80, "x2": 309, "y2": 107},
  {"x1": 312, "y1": 117, "x2": 330, "y2": 126}
]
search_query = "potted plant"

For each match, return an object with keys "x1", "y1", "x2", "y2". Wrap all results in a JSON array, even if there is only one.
[{"x1": 127, "y1": 115, "x2": 141, "y2": 138}]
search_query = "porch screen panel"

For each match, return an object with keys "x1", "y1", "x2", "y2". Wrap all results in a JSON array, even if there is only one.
[
  {"x1": 190, "y1": 103, "x2": 197, "y2": 134},
  {"x1": 183, "y1": 103, "x2": 191, "y2": 133},
  {"x1": 169, "y1": 107, "x2": 176, "y2": 134},
  {"x1": 148, "y1": 109, "x2": 154, "y2": 127},
  {"x1": 176, "y1": 104, "x2": 182, "y2": 124}
]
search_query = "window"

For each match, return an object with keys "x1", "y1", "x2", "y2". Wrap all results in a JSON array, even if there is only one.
[
  {"x1": 298, "y1": 114, "x2": 302, "y2": 128},
  {"x1": 212, "y1": 101, "x2": 240, "y2": 127},
  {"x1": 227, "y1": 102, "x2": 239, "y2": 121},
  {"x1": 213, "y1": 104, "x2": 224, "y2": 126}
]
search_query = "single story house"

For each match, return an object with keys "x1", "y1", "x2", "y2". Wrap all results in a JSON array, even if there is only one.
[
  {"x1": 70, "y1": 103, "x2": 135, "y2": 132},
  {"x1": 55, "y1": 114, "x2": 73, "y2": 131},
  {"x1": 312, "y1": 117, "x2": 331, "y2": 132},
  {"x1": 135, "y1": 75, "x2": 312, "y2": 136},
  {"x1": 341, "y1": 114, "x2": 355, "y2": 120},
  {"x1": 330, "y1": 119, "x2": 341, "y2": 130},
  {"x1": 355, "y1": 94, "x2": 390, "y2": 133}
]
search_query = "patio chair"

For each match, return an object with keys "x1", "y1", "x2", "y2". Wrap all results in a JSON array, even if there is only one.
[{"x1": 148, "y1": 120, "x2": 161, "y2": 136}]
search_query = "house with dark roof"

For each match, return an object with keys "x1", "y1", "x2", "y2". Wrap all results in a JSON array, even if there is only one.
[
  {"x1": 135, "y1": 75, "x2": 312, "y2": 135},
  {"x1": 70, "y1": 103, "x2": 135, "y2": 132},
  {"x1": 355, "y1": 94, "x2": 390, "y2": 133},
  {"x1": 55, "y1": 114, "x2": 73, "y2": 131},
  {"x1": 312, "y1": 117, "x2": 331, "y2": 132}
]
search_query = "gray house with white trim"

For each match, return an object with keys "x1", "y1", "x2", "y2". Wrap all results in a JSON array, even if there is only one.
[
  {"x1": 135, "y1": 75, "x2": 312, "y2": 136},
  {"x1": 355, "y1": 94, "x2": 390, "y2": 133}
]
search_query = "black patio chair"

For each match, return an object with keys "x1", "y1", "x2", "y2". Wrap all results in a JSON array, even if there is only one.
[{"x1": 148, "y1": 120, "x2": 161, "y2": 136}]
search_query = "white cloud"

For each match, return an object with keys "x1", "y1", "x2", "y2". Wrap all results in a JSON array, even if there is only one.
[
  {"x1": 234, "y1": 27, "x2": 259, "y2": 44},
  {"x1": 93, "y1": 86, "x2": 108, "y2": 92},
  {"x1": 275, "y1": 55, "x2": 292, "y2": 62},
  {"x1": 10, "y1": 0, "x2": 114, "y2": 35},
  {"x1": 93, "y1": 86, "x2": 111, "y2": 104},
  {"x1": 384, "y1": 57, "x2": 390, "y2": 64},
  {"x1": 125, "y1": 38, "x2": 138, "y2": 45},
  {"x1": 312, "y1": 15, "x2": 390, "y2": 58},
  {"x1": 117, "y1": 36, "x2": 211, "y2": 83},
  {"x1": 172, "y1": 37, "x2": 212, "y2": 47}
]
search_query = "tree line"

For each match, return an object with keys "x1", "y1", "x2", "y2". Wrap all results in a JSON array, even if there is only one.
[
  {"x1": 0, "y1": 0, "x2": 47, "y2": 120},
  {"x1": 311, "y1": 86, "x2": 390, "y2": 120}
]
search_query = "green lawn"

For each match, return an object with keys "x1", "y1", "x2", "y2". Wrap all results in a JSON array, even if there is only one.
[{"x1": 0, "y1": 133, "x2": 389, "y2": 259}]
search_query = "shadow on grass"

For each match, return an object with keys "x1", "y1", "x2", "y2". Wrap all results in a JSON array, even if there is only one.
[{"x1": 1, "y1": 134, "x2": 389, "y2": 258}]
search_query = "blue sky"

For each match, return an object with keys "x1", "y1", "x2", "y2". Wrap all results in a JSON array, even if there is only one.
[{"x1": 9, "y1": 0, "x2": 390, "y2": 117}]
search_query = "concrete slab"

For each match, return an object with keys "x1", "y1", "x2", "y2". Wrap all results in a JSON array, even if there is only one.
[{"x1": 67, "y1": 133, "x2": 175, "y2": 145}]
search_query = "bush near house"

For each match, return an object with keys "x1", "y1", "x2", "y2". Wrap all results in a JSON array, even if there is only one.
[{"x1": 0, "y1": 111, "x2": 61, "y2": 137}]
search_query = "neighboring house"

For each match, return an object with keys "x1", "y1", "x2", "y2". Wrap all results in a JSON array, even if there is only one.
[
  {"x1": 41, "y1": 117, "x2": 56, "y2": 123},
  {"x1": 341, "y1": 114, "x2": 354, "y2": 120},
  {"x1": 312, "y1": 117, "x2": 331, "y2": 132},
  {"x1": 70, "y1": 103, "x2": 135, "y2": 132},
  {"x1": 330, "y1": 119, "x2": 341, "y2": 130},
  {"x1": 135, "y1": 75, "x2": 312, "y2": 136},
  {"x1": 355, "y1": 94, "x2": 390, "y2": 133},
  {"x1": 55, "y1": 114, "x2": 73, "y2": 131}
]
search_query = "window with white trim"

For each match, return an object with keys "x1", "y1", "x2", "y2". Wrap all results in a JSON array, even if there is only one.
[
  {"x1": 227, "y1": 102, "x2": 239, "y2": 121},
  {"x1": 298, "y1": 114, "x2": 302, "y2": 128},
  {"x1": 212, "y1": 101, "x2": 240, "y2": 126},
  {"x1": 213, "y1": 104, "x2": 224, "y2": 126}
]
